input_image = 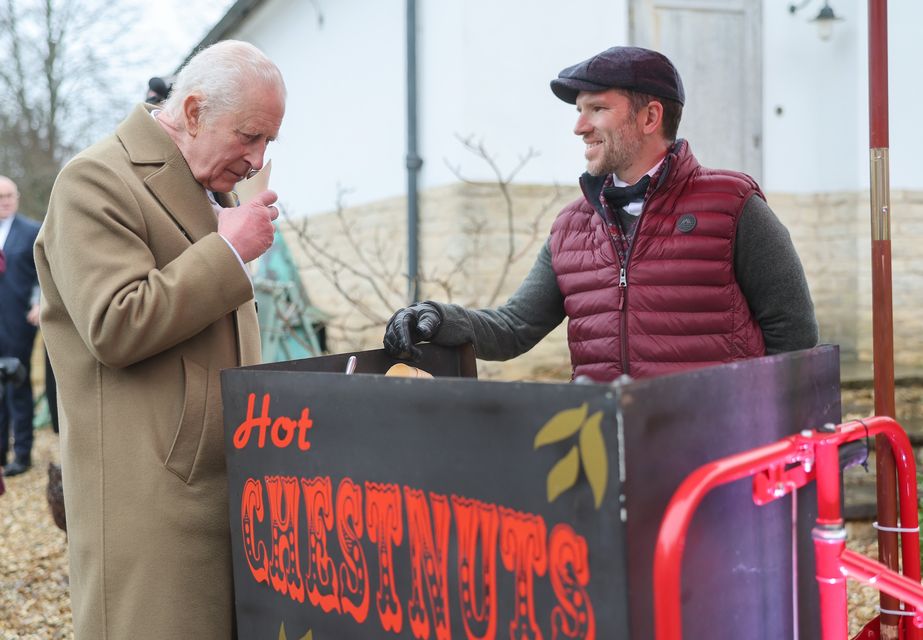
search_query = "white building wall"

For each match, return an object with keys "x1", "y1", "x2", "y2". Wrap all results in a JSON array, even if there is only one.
[
  {"x1": 884, "y1": 1, "x2": 923, "y2": 191},
  {"x1": 230, "y1": 0, "x2": 407, "y2": 215},
  {"x1": 762, "y1": 0, "x2": 862, "y2": 192},
  {"x1": 763, "y1": 0, "x2": 923, "y2": 193},
  {"x1": 419, "y1": 0, "x2": 628, "y2": 191},
  {"x1": 227, "y1": 0, "x2": 923, "y2": 210},
  {"x1": 228, "y1": 0, "x2": 628, "y2": 216}
]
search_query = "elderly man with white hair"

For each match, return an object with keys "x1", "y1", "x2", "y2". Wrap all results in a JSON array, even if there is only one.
[{"x1": 35, "y1": 40, "x2": 285, "y2": 638}]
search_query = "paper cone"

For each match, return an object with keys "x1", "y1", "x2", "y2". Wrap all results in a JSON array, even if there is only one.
[{"x1": 234, "y1": 158, "x2": 272, "y2": 204}]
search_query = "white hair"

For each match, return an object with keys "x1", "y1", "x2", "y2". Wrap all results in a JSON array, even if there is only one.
[{"x1": 162, "y1": 40, "x2": 286, "y2": 126}]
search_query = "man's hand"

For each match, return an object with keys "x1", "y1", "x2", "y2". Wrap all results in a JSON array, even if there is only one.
[
  {"x1": 26, "y1": 303, "x2": 40, "y2": 327},
  {"x1": 383, "y1": 302, "x2": 443, "y2": 360},
  {"x1": 217, "y1": 190, "x2": 279, "y2": 263}
]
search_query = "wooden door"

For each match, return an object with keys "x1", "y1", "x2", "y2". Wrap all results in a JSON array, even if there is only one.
[{"x1": 631, "y1": 0, "x2": 763, "y2": 181}]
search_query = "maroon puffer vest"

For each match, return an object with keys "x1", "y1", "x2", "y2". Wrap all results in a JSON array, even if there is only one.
[{"x1": 549, "y1": 140, "x2": 766, "y2": 381}]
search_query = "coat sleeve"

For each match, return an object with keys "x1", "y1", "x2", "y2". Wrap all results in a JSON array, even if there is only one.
[{"x1": 40, "y1": 156, "x2": 254, "y2": 368}]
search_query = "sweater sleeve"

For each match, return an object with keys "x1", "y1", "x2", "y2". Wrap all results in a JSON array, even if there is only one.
[
  {"x1": 734, "y1": 194, "x2": 819, "y2": 354},
  {"x1": 428, "y1": 238, "x2": 566, "y2": 360}
]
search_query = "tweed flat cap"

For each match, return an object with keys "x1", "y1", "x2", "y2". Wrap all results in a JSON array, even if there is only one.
[{"x1": 550, "y1": 46, "x2": 685, "y2": 105}]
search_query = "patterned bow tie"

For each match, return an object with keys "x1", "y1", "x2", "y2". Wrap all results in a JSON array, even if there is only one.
[{"x1": 602, "y1": 174, "x2": 651, "y2": 210}]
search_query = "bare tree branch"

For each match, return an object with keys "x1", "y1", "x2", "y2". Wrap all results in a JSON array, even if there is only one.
[
  {"x1": 284, "y1": 136, "x2": 568, "y2": 349},
  {"x1": 283, "y1": 190, "x2": 400, "y2": 317},
  {"x1": 447, "y1": 134, "x2": 544, "y2": 306}
]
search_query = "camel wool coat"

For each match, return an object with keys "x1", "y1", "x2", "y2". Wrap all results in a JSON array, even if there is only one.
[{"x1": 35, "y1": 104, "x2": 261, "y2": 639}]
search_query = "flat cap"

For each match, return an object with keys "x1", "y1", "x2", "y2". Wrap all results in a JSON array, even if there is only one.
[{"x1": 550, "y1": 46, "x2": 685, "y2": 106}]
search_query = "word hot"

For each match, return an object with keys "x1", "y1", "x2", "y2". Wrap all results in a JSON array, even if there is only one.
[{"x1": 233, "y1": 393, "x2": 313, "y2": 451}]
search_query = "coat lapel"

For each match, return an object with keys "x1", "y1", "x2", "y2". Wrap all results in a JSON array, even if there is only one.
[
  {"x1": 117, "y1": 104, "x2": 217, "y2": 243},
  {"x1": 116, "y1": 104, "x2": 262, "y2": 365},
  {"x1": 4, "y1": 216, "x2": 21, "y2": 252},
  {"x1": 4, "y1": 215, "x2": 35, "y2": 254}
]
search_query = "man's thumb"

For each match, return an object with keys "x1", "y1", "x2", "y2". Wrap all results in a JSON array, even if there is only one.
[{"x1": 254, "y1": 190, "x2": 278, "y2": 207}]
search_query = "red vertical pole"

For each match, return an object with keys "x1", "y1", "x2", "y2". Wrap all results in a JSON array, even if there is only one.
[{"x1": 868, "y1": 1, "x2": 901, "y2": 637}]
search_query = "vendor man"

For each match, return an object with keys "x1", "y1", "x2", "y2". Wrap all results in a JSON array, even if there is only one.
[{"x1": 384, "y1": 46, "x2": 817, "y2": 381}]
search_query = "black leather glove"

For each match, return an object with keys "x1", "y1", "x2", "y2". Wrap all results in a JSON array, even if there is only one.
[{"x1": 383, "y1": 302, "x2": 443, "y2": 360}]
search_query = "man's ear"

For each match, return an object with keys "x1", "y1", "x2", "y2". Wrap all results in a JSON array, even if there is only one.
[
  {"x1": 182, "y1": 94, "x2": 204, "y2": 136},
  {"x1": 640, "y1": 100, "x2": 664, "y2": 136}
]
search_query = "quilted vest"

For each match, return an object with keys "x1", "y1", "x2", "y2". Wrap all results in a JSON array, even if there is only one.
[{"x1": 549, "y1": 140, "x2": 766, "y2": 381}]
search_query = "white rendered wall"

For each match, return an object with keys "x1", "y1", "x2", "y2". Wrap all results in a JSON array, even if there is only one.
[
  {"x1": 229, "y1": 0, "x2": 628, "y2": 215},
  {"x1": 229, "y1": 0, "x2": 922, "y2": 212},
  {"x1": 418, "y1": 0, "x2": 628, "y2": 192},
  {"x1": 880, "y1": 1, "x2": 923, "y2": 192},
  {"x1": 230, "y1": 0, "x2": 406, "y2": 215},
  {"x1": 763, "y1": 1, "x2": 923, "y2": 192}
]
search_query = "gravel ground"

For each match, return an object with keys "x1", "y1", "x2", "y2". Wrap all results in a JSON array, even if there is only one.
[
  {"x1": 0, "y1": 400, "x2": 905, "y2": 638},
  {"x1": 0, "y1": 428, "x2": 70, "y2": 639},
  {"x1": 846, "y1": 521, "x2": 881, "y2": 636}
]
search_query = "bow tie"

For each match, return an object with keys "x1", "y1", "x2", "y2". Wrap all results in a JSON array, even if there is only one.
[{"x1": 603, "y1": 175, "x2": 651, "y2": 210}]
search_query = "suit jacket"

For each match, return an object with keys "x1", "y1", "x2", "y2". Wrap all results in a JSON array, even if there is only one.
[
  {"x1": 35, "y1": 103, "x2": 261, "y2": 639},
  {"x1": 0, "y1": 214, "x2": 40, "y2": 358}
]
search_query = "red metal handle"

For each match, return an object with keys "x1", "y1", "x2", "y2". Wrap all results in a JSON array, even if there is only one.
[{"x1": 653, "y1": 417, "x2": 923, "y2": 640}]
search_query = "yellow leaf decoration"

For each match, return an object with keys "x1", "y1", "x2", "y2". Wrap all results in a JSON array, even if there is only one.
[
  {"x1": 534, "y1": 403, "x2": 588, "y2": 449},
  {"x1": 578, "y1": 411, "x2": 608, "y2": 508},
  {"x1": 279, "y1": 624, "x2": 313, "y2": 640},
  {"x1": 547, "y1": 445, "x2": 580, "y2": 503},
  {"x1": 537, "y1": 404, "x2": 609, "y2": 509}
]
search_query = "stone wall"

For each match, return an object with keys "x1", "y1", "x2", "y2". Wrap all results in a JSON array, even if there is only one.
[
  {"x1": 767, "y1": 191, "x2": 866, "y2": 362},
  {"x1": 875, "y1": 190, "x2": 923, "y2": 365},
  {"x1": 771, "y1": 190, "x2": 923, "y2": 367},
  {"x1": 283, "y1": 183, "x2": 923, "y2": 380}
]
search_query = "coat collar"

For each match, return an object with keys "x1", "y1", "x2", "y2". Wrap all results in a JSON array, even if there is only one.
[{"x1": 117, "y1": 103, "x2": 221, "y2": 242}]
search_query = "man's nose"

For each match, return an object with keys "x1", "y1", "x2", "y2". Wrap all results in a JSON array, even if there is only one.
[
  {"x1": 244, "y1": 142, "x2": 268, "y2": 171},
  {"x1": 574, "y1": 113, "x2": 592, "y2": 136}
]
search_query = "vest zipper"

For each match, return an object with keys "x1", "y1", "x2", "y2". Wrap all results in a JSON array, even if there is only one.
[
  {"x1": 605, "y1": 227, "x2": 632, "y2": 376},
  {"x1": 590, "y1": 165, "x2": 666, "y2": 378},
  {"x1": 618, "y1": 262, "x2": 630, "y2": 375},
  {"x1": 615, "y1": 204, "x2": 650, "y2": 377},
  {"x1": 618, "y1": 267, "x2": 627, "y2": 308}
]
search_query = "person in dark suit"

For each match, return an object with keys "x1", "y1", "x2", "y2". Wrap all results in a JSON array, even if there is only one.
[{"x1": 0, "y1": 176, "x2": 41, "y2": 476}]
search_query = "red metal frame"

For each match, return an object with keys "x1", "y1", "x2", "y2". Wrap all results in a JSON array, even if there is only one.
[{"x1": 653, "y1": 417, "x2": 923, "y2": 640}]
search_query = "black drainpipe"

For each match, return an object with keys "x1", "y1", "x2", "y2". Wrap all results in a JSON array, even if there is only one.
[{"x1": 405, "y1": 0, "x2": 422, "y2": 303}]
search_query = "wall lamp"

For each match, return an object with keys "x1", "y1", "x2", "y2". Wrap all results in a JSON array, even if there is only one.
[{"x1": 789, "y1": 0, "x2": 844, "y2": 41}]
